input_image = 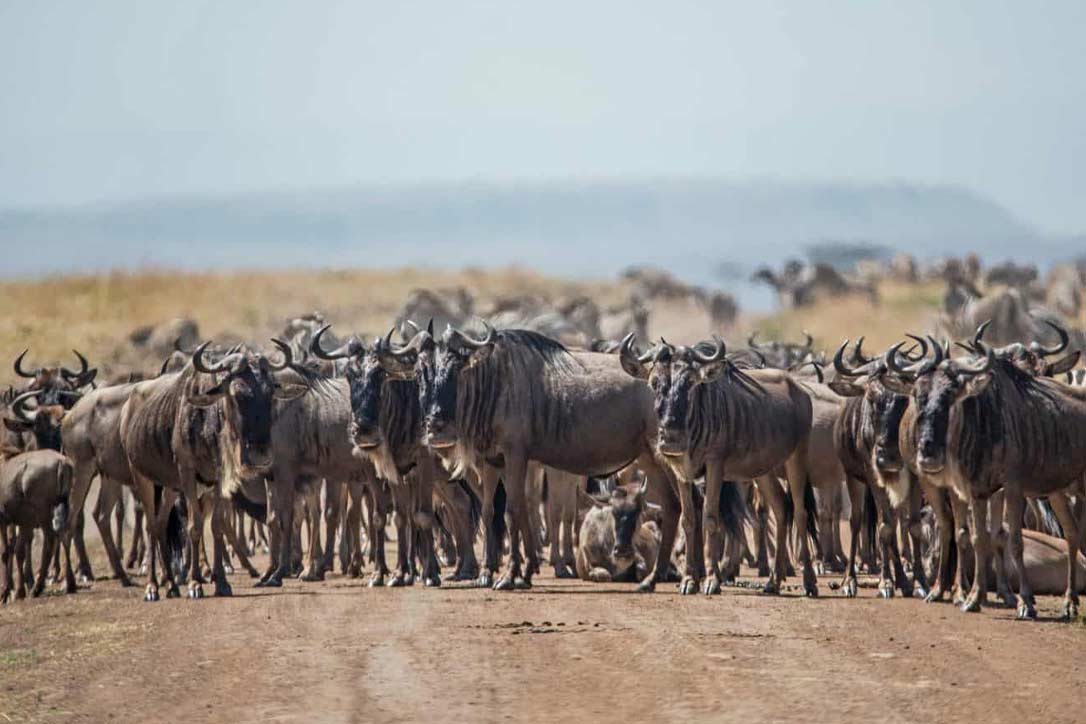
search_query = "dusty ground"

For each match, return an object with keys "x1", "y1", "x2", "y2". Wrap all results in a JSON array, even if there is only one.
[{"x1": 3, "y1": 528, "x2": 1085, "y2": 724}]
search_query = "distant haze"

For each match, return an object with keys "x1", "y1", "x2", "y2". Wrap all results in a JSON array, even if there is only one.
[{"x1": 2, "y1": 2, "x2": 1084, "y2": 301}]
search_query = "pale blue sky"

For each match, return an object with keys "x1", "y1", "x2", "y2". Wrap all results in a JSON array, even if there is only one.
[{"x1": 1, "y1": 1, "x2": 1083, "y2": 232}]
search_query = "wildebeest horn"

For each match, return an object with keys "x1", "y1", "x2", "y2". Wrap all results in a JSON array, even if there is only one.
[
  {"x1": 691, "y1": 336, "x2": 727, "y2": 364},
  {"x1": 14, "y1": 349, "x2": 38, "y2": 379},
  {"x1": 311, "y1": 324, "x2": 360, "y2": 360},
  {"x1": 267, "y1": 339, "x2": 294, "y2": 371},
  {"x1": 802, "y1": 330, "x2": 814, "y2": 349},
  {"x1": 904, "y1": 334, "x2": 929, "y2": 362},
  {"x1": 748, "y1": 347, "x2": 767, "y2": 368},
  {"x1": 973, "y1": 320, "x2": 992, "y2": 348},
  {"x1": 159, "y1": 356, "x2": 173, "y2": 375},
  {"x1": 852, "y1": 336, "x2": 873, "y2": 365},
  {"x1": 458, "y1": 322, "x2": 496, "y2": 349},
  {"x1": 900, "y1": 335, "x2": 944, "y2": 376},
  {"x1": 192, "y1": 341, "x2": 231, "y2": 375},
  {"x1": 884, "y1": 341, "x2": 914, "y2": 377},
  {"x1": 833, "y1": 340, "x2": 865, "y2": 377},
  {"x1": 426, "y1": 318, "x2": 434, "y2": 336},
  {"x1": 11, "y1": 389, "x2": 41, "y2": 423},
  {"x1": 748, "y1": 332, "x2": 761, "y2": 349},
  {"x1": 958, "y1": 340, "x2": 995, "y2": 376},
  {"x1": 60, "y1": 349, "x2": 90, "y2": 380},
  {"x1": 619, "y1": 333, "x2": 654, "y2": 366},
  {"x1": 1033, "y1": 319, "x2": 1069, "y2": 358}
]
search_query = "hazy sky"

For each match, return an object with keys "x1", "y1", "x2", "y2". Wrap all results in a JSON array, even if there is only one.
[{"x1": 2, "y1": 1, "x2": 1083, "y2": 232}]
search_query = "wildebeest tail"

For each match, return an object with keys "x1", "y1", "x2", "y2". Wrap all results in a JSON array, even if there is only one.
[
  {"x1": 492, "y1": 481, "x2": 508, "y2": 543},
  {"x1": 165, "y1": 498, "x2": 186, "y2": 580},
  {"x1": 782, "y1": 482, "x2": 795, "y2": 531},
  {"x1": 717, "y1": 481, "x2": 747, "y2": 541},
  {"x1": 804, "y1": 479, "x2": 819, "y2": 553},
  {"x1": 232, "y1": 490, "x2": 268, "y2": 524},
  {"x1": 1035, "y1": 498, "x2": 1063, "y2": 538},
  {"x1": 863, "y1": 484, "x2": 877, "y2": 559}
]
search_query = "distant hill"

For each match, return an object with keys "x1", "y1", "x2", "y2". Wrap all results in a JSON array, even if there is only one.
[{"x1": 1, "y1": 178, "x2": 1075, "y2": 308}]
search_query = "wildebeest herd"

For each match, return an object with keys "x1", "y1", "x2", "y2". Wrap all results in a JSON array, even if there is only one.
[{"x1": 3, "y1": 292, "x2": 1086, "y2": 630}]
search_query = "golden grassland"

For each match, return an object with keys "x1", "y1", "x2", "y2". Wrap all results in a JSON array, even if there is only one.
[{"x1": 0, "y1": 266, "x2": 945, "y2": 386}]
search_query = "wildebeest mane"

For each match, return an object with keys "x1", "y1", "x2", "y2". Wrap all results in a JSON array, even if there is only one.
[
  {"x1": 686, "y1": 365, "x2": 770, "y2": 462},
  {"x1": 457, "y1": 329, "x2": 582, "y2": 457}
]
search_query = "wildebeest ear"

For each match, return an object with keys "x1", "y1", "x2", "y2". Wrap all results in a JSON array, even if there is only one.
[
  {"x1": 880, "y1": 375, "x2": 913, "y2": 395},
  {"x1": 695, "y1": 362, "x2": 727, "y2": 384},
  {"x1": 186, "y1": 380, "x2": 230, "y2": 407},
  {"x1": 642, "y1": 502, "x2": 663, "y2": 524},
  {"x1": 464, "y1": 345, "x2": 493, "y2": 370},
  {"x1": 3, "y1": 418, "x2": 30, "y2": 433},
  {"x1": 1045, "y1": 351, "x2": 1080, "y2": 377},
  {"x1": 620, "y1": 354, "x2": 650, "y2": 380},
  {"x1": 273, "y1": 382, "x2": 308, "y2": 401},
  {"x1": 828, "y1": 380, "x2": 865, "y2": 397}
]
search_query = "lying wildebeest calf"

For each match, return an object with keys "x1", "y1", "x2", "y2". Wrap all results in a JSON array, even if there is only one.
[
  {"x1": 575, "y1": 484, "x2": 661, "y2": 583},
  {"x1": 0, "y1": 448, "x2": 73, "y2": 602}
]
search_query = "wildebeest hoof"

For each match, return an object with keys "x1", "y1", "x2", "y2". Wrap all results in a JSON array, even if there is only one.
[
  {"x1": 476, "y1": 572, "x2": 493, "y2": 588},
  {"x1": 998, "y1": 591, "x2": 1017, "y2": 609},
  {"x1": 913, "y1": 586, "x2": 928, "y2": 600},
  {"x1": 1016, "y1": 602, "x2": 1038, "y2": 620},
  {"x1": 423, "y1": 576, "x2": 442, "y2": 588},
  {"x1": 223, "y1": 563, "x2": 235, "y2": 575},
  {"x1": 138, "y1": 564, "x2": 149, "y2": 576},
  {"x1": 761, "y1": 581, "x2": 779, "y2": 596},
  {"x1": 78, "y1": 573, "x2": 91, "y2": 585},
  {"x1": 187, "y1": 582, "x2": 204, "y2": 599},
  {"x1": 960, "y1": 596, "x2": 982, "y2": 613},
  {"x1": 757, "y1": 565, "x2": 771, "y2": 578},
  {"x1": 386, "y1": 573, "x2": 406, "y2": 588},
  {"x1": 636, "y1": 579, "x2": 656, "y2": 593},
  {"x1": 368, "y1": 574, "x2": 385, "y2": 588},
  {"x1": 877, "y1": 587, "x2": 893, "y2": 600},
  {"x1": 679, "y1": 577, "x2": 699, "y2": 596},
  {"x1": 215, "y1": 581, "x2": 234, "y2": 597},
  {"x1": 841, "y1": 578, "x2": 858, "y2": 598},
  {"x1": 493, "y1": 574, "x2": 516, "y2": 591},
  {"x1": 813, "y1": 560, "x2": 826, "y2": 576},
  {"x1": 804, "y1": 583, "x2": 819, "y2": 598},
  {"x1": 923, "y1": 588, "x2": 943, "y2": 604},
  {"x1": 144, "y1": 585, "x2": 160, "y2": 602},
  {"x1": 514, "y1": 577, "x2": 532, "y2": 590},
  {"x1": 300, "y1": 571, "x2": 324, "y2": 583},
  {"x1": 403, "y1": 573, "x2": 415, "y2": 586},
  {"x1": 1060, "y1": 600, "x2": 1078, "y2": 621},
  {"x1": 703, "y1": 576, "x2": 721, "y2": 596},
  {"x1": 553, "y1": 565, "x2": 575, "y2": 579},
  {"x1": 347, "y1": 566, "x2": 362, "y2": 579}
]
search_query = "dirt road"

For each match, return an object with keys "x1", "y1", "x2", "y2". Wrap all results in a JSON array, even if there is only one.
[{"x1": 2, "y1": 539, "x2": 1085, "y2": 724}]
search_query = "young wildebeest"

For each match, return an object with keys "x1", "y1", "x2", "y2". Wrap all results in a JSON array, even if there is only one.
[
  {"x1": 377, "y1": 324, "x2": 696, "y2": 592},
  {"x1": 575, "y1": 483, "x2": 661, "y2": 583},
  {"x1": 0, "y1": 448, "x2": 73, "y2": 603},
  {"x1": 311, "y1": 326, "x2": 480, "y2": 587},
  {"x1": 621, "y1": 336, "x2": 814, "y2": 596},
  {"x1": 889, "y1": 338, "x2": 1086, "y2": 619}
]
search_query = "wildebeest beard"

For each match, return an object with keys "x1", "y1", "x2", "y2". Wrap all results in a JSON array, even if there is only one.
[{"x1": 422, "y1": 329, "x2": 581, "y2": 459}]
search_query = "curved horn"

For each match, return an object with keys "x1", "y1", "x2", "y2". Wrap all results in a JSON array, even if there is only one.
[
  {"x1": 10, "y1": 389, "x2": 41, "y2": 423},
  {"x1": 802, "y1": 330, "x2": 814, "y2": 349},
  {"x1": 13, "y1": 349, "x2": 37, "y2": 379},
  {"x1": 457, "y1": 322, "x2": 496, "y2": 350},
  {"x1": 973, "y1": 320, "x2": 992, "y2": 348},
  {"x1": 958, "y1": 340, "x2": 995, "y2": 376},
  {"x1": 192, "y1": 341, "x2": 230, "y2": 375},
  {"x1": 852, "y1": 336, "x2": 873, "y2": 365},
  {"x1": 833, "y1": 340, "x2": 865, "y2": 377},
  {"x1": 691, "y1": 336, "x2": 727, "y2": 364},
  {"x1": 904, "y1": 334, "x2": 929, "y2": 362},
  {"x1": 884, "y1": 341, "x2": 915, "y2": 377},
  {"x1": 620, "y1": 333, "x2": 654, "y2": 365},
  {"x1": 268, "y1": 339, "x2": 294, "y2": 371},
  {"x1": 401, "y1": 319, "x2": 421, "y2": 343},
  {"x1": 747, "y1": 332, "x2": 760, "y2": 349},
  {"x1": 61, "y1": 349, "x2": 90, "y2": 379},
  {"x1": 1034, "y1": 319, "x2": 1069, "y2": 358},
  {"x1": 901, "y1": 335, "x2": 944, "y2": 376},
  {"x1": 311, "y1": 324, "x2": 357, "y2": 361},
  {"x1": 160, "y1": 356, "x2": 173, "y2": 376}
]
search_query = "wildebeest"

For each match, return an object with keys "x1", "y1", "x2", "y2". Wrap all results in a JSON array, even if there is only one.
[
  {"x1": 0, "y1": 448, "x2": 73, "y2": 602},
  {"x1": 888, "y1": 339, "x2": 1086, "y2": 619},
  {"x1": 830, "y1": 338, "x2": 928, "y2": 599},
  {"x1": 621, "y1": 336, "x2": 813, "y2": 596},
  {"x1": 575, "y1": 483, "x2": 661, "y2": 583},
  {"x1": 376, "y1": 323, "x2": 690, "y2": 593}
]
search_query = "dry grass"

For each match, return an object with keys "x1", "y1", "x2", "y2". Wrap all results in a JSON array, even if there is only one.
[{"x1": 0, "y1": 267, "x2": 944, "y2": 386}]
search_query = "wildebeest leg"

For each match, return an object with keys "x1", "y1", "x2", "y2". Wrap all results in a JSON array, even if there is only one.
[
  {"x1": 387, "y1": 484, "x2": 413, "y2": 587},
  {"x1": 1047, "y1": 491, "x2": 1082, "y2": 620},
  {"x1": 208, "y1": 500, "x2": 232, "y2": 597},
  {"x1": 752, "y1": 486, "x2": 771, "y2": 577},
  {"x1": 477, "y1": 467, "x2": 502, "y2": 588},
  {"x1": 91, "y1": 477, "x2": 132, "y2": 585},
  {"x1": 343, "y1": 482, "x2": 363, "y2": 578},
  {"x1": 318, "y1": 480, "x2": 341, "y2": 576},
  {"x1": 71, "y1": 511, "x2": 93, "y2": 583},
  {"x1": 437, "y1": 480, "x2": 479, "y2": 581},
  {"x1": 871, "y1": 487, "x2": 909, "y2": 599},
  {"x1": 840, "y1": 476, "x2": 866, "y2": 598},
  {"x1": 257, "y1": 475, "x2": 293, "y2": 587},
  {"x1": 961, "y1": 497, "x2": 990, "y2": 613},
  {"x1": 950, "y1": 495, "x2": 972, "y2": 603},
  {"x1": 127, "y1": 500, "x2": 146, "y2": 571},
  {"x1": 904, "y1": 479, "x2": 929, "y2": 598},
  {"x1": 494, "y1": 454, "x2": 529, "y2": 591},
  {"x1": 638, "y1": 463, "x2": 679, "y2": 592},
  {"x1": 299, "y1": 486, "x2": 325, "y2": 582},
  {"x1": 0, "y1": 525, "x2": 12, "y2": 604},
  {"x1": 756, "y1": 475, "x2": 789, "y2": 594},
  {"x1": 786, "y1": 445, "x2": 819, "y2": 597},
  {"x1": 13, "y1": 526, "x2": 31, "y2": 600},
  {"x1": 1002, "y1": 490, "x2": 1033, "y2": 618},
  {"x1": 220, "y1": 501, "x2": 259, "y2": 578},
  {"x1": 702, "y1": 461, "x2": 727, "y2": 595},
  {"x1": 31, "y1": 530, "x2": 57, "y2": 597},
  {"x1": 673, "y1": 479, "x2": 703, "y2": 596},
  {"x1": 987, "y1": 491, "x2": 1014, "y2": 608},
  {"x1": 176, "y1": 465, "x2": 208, "y2": 599},
  {"x1": 920, "y1": 482, "x2": 952, "y2": 603},
  {"x1": 545, "y1": 474, "x2": 565, "y2": 578},
  {"x1": 561, "y1": 482, "x2": 579, "y2": 578},
  {"x1": 369, "y1": 483, "x2": 391, "y2": 586}
]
